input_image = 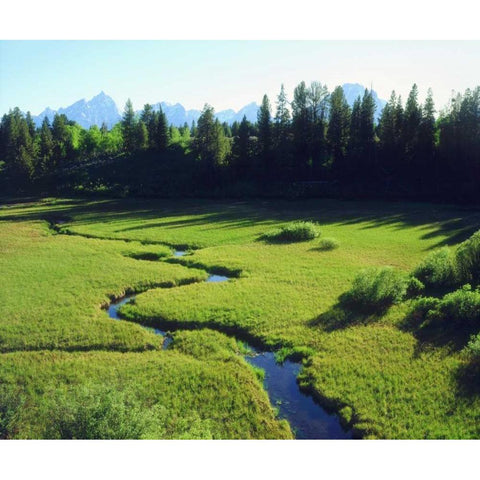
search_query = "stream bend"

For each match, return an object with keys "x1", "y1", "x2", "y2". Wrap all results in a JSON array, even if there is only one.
[{"x1": 106, "y1": 250, "x2": 352, "y2": 440}]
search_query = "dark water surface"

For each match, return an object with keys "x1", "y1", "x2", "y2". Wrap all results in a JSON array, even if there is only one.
[
  {"x1": 106, "y1": 252, "x2": 351, "y2": 439},
  {"x1": 246, "y1": 351, "x2": 351, "y2": 439}
]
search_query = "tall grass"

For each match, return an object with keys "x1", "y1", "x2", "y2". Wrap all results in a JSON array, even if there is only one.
[
  {"x1": 261, "y1": 221, "x2": 320, "y2": 243},
  {"x1": 342, "y1": 267, "x2": 408, "y2": 313}
]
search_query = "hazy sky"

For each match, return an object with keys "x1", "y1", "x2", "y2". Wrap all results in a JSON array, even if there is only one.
[{"x1": 1, "y1": 40, "x2": 479, "y2": 115}]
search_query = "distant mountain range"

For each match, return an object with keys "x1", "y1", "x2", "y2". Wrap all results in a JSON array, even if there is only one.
[
  {"x1": 33, "y1": 91, "x2": 121, "y2": 129},
  {"x1": 32, "y1": 84, "x2": 386, "y2": 129}
]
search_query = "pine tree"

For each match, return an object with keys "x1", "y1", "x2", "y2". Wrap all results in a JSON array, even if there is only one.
[
  {"x1": 141, "y1": 104, "x2": 157, "y2": 149},
  {"x1": 403, "y1": 84, "x2": 422, "y2": 176},
  {"x1": 418, "y1": 88, "x2": 436, "y2": 182},
  {"x1": 52, "y1": 113, "x2": 70, "y2": 167},
  {"x1": 194, "y1": 104, "x2": 230, "y2": 171},
  {"x1": 378, "y1": 91, "x2": 399, "y2": 176},
  {"x1": 25, "y1": 111, "x2": 36, "y2": 139},
  {"x1": 273, "y1": 84, "x2": 291, "y2": 178},
  {"x1": 257, "y1": 94, "x2": 272, "y2": 179},
  {"x1": 292, "y1": 81, "x2": 310, "y2": 177},
  {"x1": 327, "y1": 86, "x2": 351, "y2": 173},
  {"x1": 359, "y1": 89, "x2": 376, "y2": 173},
  {"x1": 121, "y1": 99, "x2": 136, "y2": 153},
  {"x1": 134, "y1": 121, "x2": 148, "y2": 151},
  {"x1": 347, "y1": 96, "x2": 362, "y2": 175},
  {"x1": 308, "y1": 81, "x2": 329, "y2": 177},
  {"x1": 2, "y1": 108, "x2": 36, "y2": 183},
  {"x1": 190, "y1": 120, "x2": 197, "y2": 137},
  {"x1": 232, "y1": 115, "x2": 251, "y2": 177},
  {"x1": 157, "y1": 109, "x2": 169, "y2": 151},
  {"x1": 39, "y1": 117, "x2": 54, "y2": 173}
]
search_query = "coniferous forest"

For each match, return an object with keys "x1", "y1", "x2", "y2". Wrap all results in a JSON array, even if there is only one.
[
  {"x1": 2, "y1": 77, "x2": 480, "y2": 442},
  {"x1": 1, "y1": 82, "x2": 479, "y2": 203}
]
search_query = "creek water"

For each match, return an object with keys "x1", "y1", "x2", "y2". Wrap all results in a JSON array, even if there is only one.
[{"x1": 106, "y1": 251, "x2": 351, "y2": 439}]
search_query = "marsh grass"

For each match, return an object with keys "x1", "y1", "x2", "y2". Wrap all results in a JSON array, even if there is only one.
[
  {"x1": 2, "y1": 197, "x2": 480, "y2": 438},
  {"x1": 316, "y1": 237, "x2": 340, "y2": 251},
  {"x1": 260, "y1": 221, "x2": 320, "y2": 243},
  {"x1": 341, "y1": 267, "x2": 408, "y2": 314}
]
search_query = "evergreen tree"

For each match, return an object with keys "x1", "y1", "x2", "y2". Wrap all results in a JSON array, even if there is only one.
[
  {"x1": 194, "y1": 104, "x2": 230, "y2": 172},
  {"x1": 257, "y1": 94, "x2": 273, "y2": 179},
  {"x1": 2, "y1": 108, "x2": 36, "y2": 183},
  {"x1": 418, "y1": 88, "x2": 437, "y2": 183},
  {"x1": 222, "y1": 122, "x2": 232, "y2": 137},
  {"x1": 273, "y1": 84, "x2": 291, "y2": 178},
  {"x1": 121, "y1": 99, "x2": 136, "y2": 153},
  {"x1": 378, "y1": 91, "x2": 401, "y2": 177},
  {"x1": 347, "y1": 96, "x2": 362, "y2": 175},
  {"x1": 327, "y1": 86, "x2": 351, "y2": 174},
  {"x1": 134, "y1": 121, "x2": 148, "y2": 151},
  {"x1": 26, "y1": 111, "x2": 36, "y2": 139},
  {"x1": 232, "y1": 115, "x2": 252, "y2": 177},
  {"x1": 190, "y1": 120, "x2": 197, "y2": 137},
  {"x1": 157, "y1": 109, "x2": 169, "y2": 151},
  {"x1": 403, "y1": 84, "x2": 422, "y2": 176},
  {"x1": 52, "y1": 113, "x2": 71, "y2": 168},
  {"x1": 438, "y1": 87, "x2": 480, "y2": 189},
  {"x1": 141, "y1": 104, "x2": 158, "y2": 149},
  {"x1": 308, "y1": 81, "x2": 329, "y2": 177},
  {"x1": 38, "y1": 117, "x2": 54, "y2": 173},
  {"x1": 292, "y1": 81, "x2": 310, "y2": 178},
  {"x1": 231, "y1": 121, "x2": 240, "y2": 137},
  {"x1": 359, "y1": 89, "x2": 376, "y2": 172}
]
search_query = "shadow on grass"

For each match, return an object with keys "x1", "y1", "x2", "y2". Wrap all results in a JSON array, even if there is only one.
[
  {"x1": 399, "y1": 309, "x2": 476, "y2": 354},
  {"x1": 309, "y1": 296, "x2": 387, "y2": 332},
  {"x1": 2, "y1": 196, "x2": 480, "y2": 250},
  {"x1": 455, "y1": 361, "x2": 480, "y2": 399}
]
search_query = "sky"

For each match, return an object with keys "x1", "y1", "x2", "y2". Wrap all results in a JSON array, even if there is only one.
[{"x1": 1, "y1": 40, "x2": 479, "y2": 116}]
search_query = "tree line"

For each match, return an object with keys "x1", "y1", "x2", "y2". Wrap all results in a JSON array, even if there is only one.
[{"x1": 1, "y1": 82, "x2": 479, "y2": 202}]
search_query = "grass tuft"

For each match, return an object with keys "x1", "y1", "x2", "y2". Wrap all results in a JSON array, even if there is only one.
[
  {"x1": 261, "y1": 221, "x2": 320, "y2": 243},
  {"x1": 317, "y1": 237, "x2": 339, "y2": 251}
]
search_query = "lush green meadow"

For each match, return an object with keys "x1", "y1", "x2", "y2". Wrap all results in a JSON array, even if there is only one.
[{"x1": 1, "y1": 197, "x2": 479, "y2": 438}]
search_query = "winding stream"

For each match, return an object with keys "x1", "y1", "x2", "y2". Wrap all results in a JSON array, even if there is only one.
[{"x1": 106, "y1": 250, "x2": 352, "y2": 439}]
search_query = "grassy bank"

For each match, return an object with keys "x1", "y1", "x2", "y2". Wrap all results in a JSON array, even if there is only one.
[{"x1": 1, "y1": 197, "x2": 479, "y2": 438}]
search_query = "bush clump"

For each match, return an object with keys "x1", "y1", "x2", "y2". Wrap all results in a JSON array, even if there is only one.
[
  {"x1": 342, "y1": 267, "x2": 408, "y2": 313},
  {"x1": 410, "y1": 285, "x2": 480, "y2": 329},
  {"x1": 44, "y1": 385, "x2": 168, "y2": 439},
  {"x1": 412, "y1": 230, "x2": 480, "y2": 291},
  {"x1": 413, "y1": 247, "x2": 457, "y2": 289},
  {"x1": 465, "y1": 333, "x2": 480, "y2": 360},
  {"x1": 426, "y1": 285, "x2": 480, "y2": 327},
  {"x1": 409, "y1": 296, "x2": 441, "y2": 322},
  {"x1": 261, "y1": 221, "x2": 320, "y2": 243},
  {"x1": 317, "y1": 237, "x2": 339, "y2": 250},
  {"x1": 455, "y1": 230, "x2": 480, "y2": 286},
  {"x1": 406, "y1": 276, "x2": 425, "y2": 298}
]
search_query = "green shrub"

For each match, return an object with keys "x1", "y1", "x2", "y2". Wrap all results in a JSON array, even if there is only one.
[
  {"x1": 413, "y1": 247, "x2": 457, "y2": 289},
  {"x1": 426, "y1": 285, "x2": 480, "y2": 327},
  {"x1": 406, "y1": 276, "x2": 425, "y2": 298},
  {"x1": 342, "y1": 267, "x2": 408, "y2": 313},
  {"x1": 409, "y1": 296, "x2": 441, "y2": 322},
  {"x1": 317, "y1": 237, "x2": 339, "y2": 250},
  {"x1": 43, "y1": 384, "x2": 168, "y2": 439},
  {"x1": 465, "y1": 333, "x2": 480, "y2": 360},
  {"x1": 455, "y1": 230, "x2": 480, "y2": 286},
  {"x1": 0, "y1": 386, "x2": 25, "y2": 439},
  {"x1": 261, "y1": 221, "x2": 320, "y2": 243}
]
